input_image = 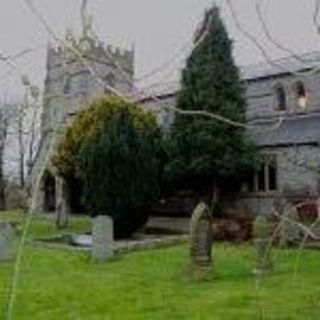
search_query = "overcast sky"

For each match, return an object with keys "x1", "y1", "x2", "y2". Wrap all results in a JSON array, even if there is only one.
[{"x1": 0, "y1": 0, "x2": 319, "y2": 98}]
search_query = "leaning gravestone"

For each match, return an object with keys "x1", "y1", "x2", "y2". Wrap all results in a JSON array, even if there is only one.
[
  {"x1": 279, "y1": 204, "x2": 301, "y2": 248},
  {"x1": 92, "y1": 215, "x2": 114, "y2": 262},
  {"x1": 189, "y1": 202, "x2": 213, "y2": 280},
  {"x1": 0, "y1": 222, "x2": 15, "y2": 262},
  {"x1": 252, "y1": 215, "x2": 273, "y2": 275}
]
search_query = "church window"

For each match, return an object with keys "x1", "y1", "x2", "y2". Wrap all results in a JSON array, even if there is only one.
[
  {"x1": 268, "y1": 155, "x2": 277, "y2": 191},
  {"x1": 246, "y1": 154, "x2": 278, "y2": 193},
  {"x1": 104, "y1": 73, "x2": 116, "y2": 93},
  {"x1": 275, "y1": 85, "x2": 286, "y2": 111},
  {"x1": 63, "y1": 76, "x2": 71, "y2": 94},
  {"x1": 257, "y1": 165, "x2": 266, "y2": 191},
  {"x1": 295, "y1": 81, "x2": 307, "y2": 110}
]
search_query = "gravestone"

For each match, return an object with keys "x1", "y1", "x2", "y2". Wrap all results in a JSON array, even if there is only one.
[
  {"x1": 314, "y1": 198, "x2": 320, "y2": 239},
  {"x1": 189, "y1": 202, "x2": 213, "y2": 280},
  {"x1": 252, "y1": 215, "x2": 273, "y2": 275},
  {"x1": 55, "y1": 176, "x2": 70, "y2": 229},
  {"x1": 0, "y1": 222, "x2": 15, "y2": 262},
  {"x1": 279, "y1": 205, "x2": 301, "y2": 248},
  {"x1": 92, "y1": 215, "x2": 114, "y2": 262}
]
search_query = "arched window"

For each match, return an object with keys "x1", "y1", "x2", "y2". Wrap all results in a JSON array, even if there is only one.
[
  {"x1": 295, "y1": 81, "x2": 307, "y2": 110},
  {"x1": 104, "y1": 73, "x2": 116, "y2": 93},
  {"x1": 246, "y1": 154, "x2": 277, "y2": 193},
  {"x1": 275, "y1": 85, "x2": 286, "y2": 111},
  {"x1": 63, "y1": 75, "x2": 71, "y2": 94}
]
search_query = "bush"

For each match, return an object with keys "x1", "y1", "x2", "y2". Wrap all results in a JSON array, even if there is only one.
[{"x1": 53, "y1": 96, "x2": 162, "y2": 238}]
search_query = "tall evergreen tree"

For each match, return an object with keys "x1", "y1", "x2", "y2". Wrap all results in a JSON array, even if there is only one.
[{"x1": 165, "y1": 6, "x2": 257, "y2": 202}]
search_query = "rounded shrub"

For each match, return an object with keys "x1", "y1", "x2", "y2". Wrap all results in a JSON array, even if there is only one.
[{"x1": 53, "y1": 96, "x2": 162, "y2": 238}]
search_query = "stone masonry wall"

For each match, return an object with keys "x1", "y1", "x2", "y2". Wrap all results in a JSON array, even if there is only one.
[
  {"x1": 245, "y1": 71, "x2": 320, "y2": 121},
  {"x1": 233, "y1": 145, "x2": 320, "y2": 216},
  {"x1": 30, "y1": 39, "x2": 134, "y2": 214}
]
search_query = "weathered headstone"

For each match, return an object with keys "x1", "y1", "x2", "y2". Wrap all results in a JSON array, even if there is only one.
[
  {"x1": 0, "y1": 222, "x2": 15, "y2": 262},
  {"x1": 314, "y1": 198, "x2": 320, "y2": 239},
  {"x1": 279, "y1": 205, "x2": 301, "y2": 248},
  {"x1": 92, "y1": 215, "x2": 114, "y2": 262},
  {"x1": 252, "y1": 215, "x2": 273, "y2": 275},
  {"x1": 189, "y1": 202, "x2": 213, "y2": 280}
]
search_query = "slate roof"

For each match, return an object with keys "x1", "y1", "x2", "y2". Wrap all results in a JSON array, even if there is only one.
[
  {"x1": 138, "y1": 51, "x2": 320, "y2": 100},
  {"x1": 137, "y1": 81, "x2": 179, "y2": 101},
  {"x1": 138, "y1": 52, "x2": 320, "y2": 147},
  {"x1": 248, "y1": 114, "x2": 320, "y2": 147},
  {"x1": 241, "y1": 51, "x2": 320, "y2": 81}
]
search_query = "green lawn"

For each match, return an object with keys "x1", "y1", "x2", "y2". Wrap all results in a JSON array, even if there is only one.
[
  {"x1": 0, "y1": 211, "x2": 91, "y2": 239},
  {"x1": 1, "y1": 239, "x2": 320, "y2": 319}
]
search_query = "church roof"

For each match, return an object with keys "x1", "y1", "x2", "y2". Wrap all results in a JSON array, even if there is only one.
[
  {"x1": 137, "y1": 51, "x2": 320, "y2": 101},
  {"x1": 241, "y1": 51, "x2": 320, "y2": 81}
]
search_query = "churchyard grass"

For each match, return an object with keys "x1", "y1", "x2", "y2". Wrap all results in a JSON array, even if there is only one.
[
  {"x1": 1, "y1": 234, "x2": 320, "y2": 319},
  {"x1": 0, "y1": 211, "x2": 91, "y2": 239}
]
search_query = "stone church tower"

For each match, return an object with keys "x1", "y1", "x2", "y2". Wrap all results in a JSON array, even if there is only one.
[{"x1": 29, "y1": 33, "x2": 134, "y2": 215}]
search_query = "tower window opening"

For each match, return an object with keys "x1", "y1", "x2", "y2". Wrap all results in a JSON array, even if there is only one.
[
  {"x1": 104, "y1": 73, "x2": 116, "y2": 93},
  {"x1": 63, "y1": 76, "x2": 71, "y2": 94}
]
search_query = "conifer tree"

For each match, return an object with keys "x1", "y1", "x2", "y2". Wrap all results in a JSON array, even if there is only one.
[{"x1": 165, "y1": 6, "x2": 257, "y2": 202}]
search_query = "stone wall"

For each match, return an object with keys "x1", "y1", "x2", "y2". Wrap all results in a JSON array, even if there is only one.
[
  {"x1": 278, "y1": 145, "x2": 320, "y2": 194},
  {"x1": 42, "y1": 44, "x2": 134, "y2": 137},
  {"x1": 140, "y1": 94, "x2": 176, "y2": 129},
  {"x1": 233, "y1": 145, "x2": 320, "y2": 216},
  {"x1": 140, "y1": 69, "x2": 320, "y2": 126},
  {"x1": 31, "y1": 38, "x2": 320, "y2": 218},
  {"x1": 139, "y1": 71, "x2": 320, "y2": 217},
  {"x1": 30, "y1": 38, "x2": 134, "y2": 214},
  {"x1": 245, "y1": 71, "x2": 320, "y2": 121}
]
